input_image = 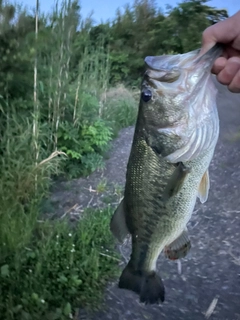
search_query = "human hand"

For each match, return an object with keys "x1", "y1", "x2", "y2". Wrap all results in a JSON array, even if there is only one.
[{"x1": 201, "y1": 10, "x2": 240, "y2": 93}]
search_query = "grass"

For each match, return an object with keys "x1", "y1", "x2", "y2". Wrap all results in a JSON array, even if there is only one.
[
  {"x1": 0, "y1": 105, "x2": 128, "y2": 319},
  {"x1": 0, "y1": 119, "x2": 120, "y2": 320},
  {"x1": 101, "y1": 84, "x2": 138, "y2": 135},
  {"x1": 0, "y1": 120, "x2": 60, "y2": 256},
  {"x1": 0, "y1": 1, "x2": 137, "y2": 319},
  {"x1": 0, "y1": 80, "x2": 135, "y2": 320},
  {"x1": 96, "y1": 178, "x2": 108, "y2": 193},
  {"x1": 0, "y1": 207, "x2": 120, "y2": 320}
]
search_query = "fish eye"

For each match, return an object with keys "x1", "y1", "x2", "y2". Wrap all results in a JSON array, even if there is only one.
[{"x1": 141, "y1": 89, "x2": 152, "y2": 102}]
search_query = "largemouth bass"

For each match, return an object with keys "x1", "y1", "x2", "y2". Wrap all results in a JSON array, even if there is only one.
[{"x1": 110, "y1": 44, "x2": 222, "y2": 304}]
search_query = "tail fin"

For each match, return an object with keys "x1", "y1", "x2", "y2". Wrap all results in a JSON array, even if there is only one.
[{"x1": 118, "y1": 262, "x2": 165, "y2": 304}]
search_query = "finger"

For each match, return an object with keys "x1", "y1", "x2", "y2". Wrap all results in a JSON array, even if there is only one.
[
  {"x1": 217, "y1": 57, "x2": 240, "y2": 85},
  {"x1": 223, "y1": 47, "x2": 240, "y2": 59},
  {"x1": 211, "y1": 57, "x2": 227, "y2": 75},
  {"x1": 228, "y1": 69, "x2": 240, "y2": 93},
  {"x1": 200, "y1": 29, "x2": 216, "y2": 55},
  {"x1": 200, "y1": 11, "x2": 240, "y2": 55}
]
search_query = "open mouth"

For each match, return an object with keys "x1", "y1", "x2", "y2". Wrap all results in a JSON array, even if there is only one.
[
  {"x1": 144, "y1": 43, "x2": 223, "y2": 83},
  {"x1": 144, "y1": 68, "x2": 181, "y2": 83}
]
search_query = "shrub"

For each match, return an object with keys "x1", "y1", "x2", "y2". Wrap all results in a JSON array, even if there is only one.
[{"x1": 57, "y1": 119, "x2": 113, "y2": 178}]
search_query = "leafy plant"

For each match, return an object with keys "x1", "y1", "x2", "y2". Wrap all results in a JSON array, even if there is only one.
[
  {"x1": 0, "y1": 207, "x2": 120, "y2": 320},
  {"x1": 57, "y1": 119, "x2": 113, "y2": 178}
]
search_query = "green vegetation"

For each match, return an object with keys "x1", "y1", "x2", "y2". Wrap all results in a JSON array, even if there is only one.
[
  {"x1": 0, "y1": 208, "x2": 120, "y2": 320},
  {"x1": 93, "y1": 0, "x2": 228, "y2": 86},
  {"x1": 0, "y1": 0, "x2": 228, "y2": 318}
]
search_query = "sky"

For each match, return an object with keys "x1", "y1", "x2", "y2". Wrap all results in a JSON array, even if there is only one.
[{"x1": 22, "y1": 0, "x2": 239, "y2": 24}]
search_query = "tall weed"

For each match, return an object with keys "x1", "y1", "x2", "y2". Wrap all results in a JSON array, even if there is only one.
[
  {"x1": 0, "y1": 114, "x2": 63, "y2": 258},
  {"x1": 101, "y1": 85, "x2": 138, "y2": 134}
]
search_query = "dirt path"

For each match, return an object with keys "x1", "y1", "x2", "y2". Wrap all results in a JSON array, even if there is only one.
[{"x1": 51, "y1": 80, "x2": 240, "y2": 320}]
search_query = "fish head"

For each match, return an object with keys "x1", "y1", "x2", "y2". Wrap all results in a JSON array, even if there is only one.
[
  {"x1": 141, "y1": 44, "x2": 222, "y2": 162},
  {"x1": 142, "y1": 44, "x2": 222, "y2": 127}
]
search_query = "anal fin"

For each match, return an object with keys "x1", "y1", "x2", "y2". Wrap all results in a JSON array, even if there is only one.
[
  {"x1": 164, "y1": 229, "x2": 191, "y2": 260},
  {"x1": 197, "y1": 169, "x2": 210, "y2": 204},
  {"x1": 110, "y1": 198, "x2": 129, "y2": 243}
]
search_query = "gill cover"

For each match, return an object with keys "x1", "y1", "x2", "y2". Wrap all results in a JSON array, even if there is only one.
[{"x1": 144, "y1": 44, "x2": 222, "y2": 163}]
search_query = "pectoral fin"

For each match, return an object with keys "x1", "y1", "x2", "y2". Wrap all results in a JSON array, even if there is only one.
[
  {"x1": 110, "y1": 198, "x2": 129, "y2": 243},
  {"x1": 197, "y1": 170, "x2": 210, "y2": 203},
  {"x1": 163, "y1": 162, "x2": 191, "y2": 201},
  {"x1": 164, "y1": 229, "x2": 191, "y2": 260}
]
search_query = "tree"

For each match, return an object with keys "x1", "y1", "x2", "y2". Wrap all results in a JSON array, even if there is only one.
[{"x1": 107, "y1": 0, "x2": 228, "y2": 85}]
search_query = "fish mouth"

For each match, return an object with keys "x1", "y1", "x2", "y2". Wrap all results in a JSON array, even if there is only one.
[{"x1": 144, "y1": 43, "x2": 223, "y2": 86}]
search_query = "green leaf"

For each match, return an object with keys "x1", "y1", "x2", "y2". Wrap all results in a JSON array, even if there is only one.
[
  {"x1": 31, "y1": 293, "x2": 39, "y2": 300},
  {"x1": 71, "y1": 275, "x2": 82, "y2": 286},
  {"x1": 58, "y1": 275, "x2": 68, "y2": 283},
  {"x1": 63, "y1": 302, "x2": 71, "y2": 316},
  {"x1": 39, "y1": 81, "x2": 44, "y2": 93},
  {"x1": 1, "y1": 264, "x2": 9, "y2": 277}
]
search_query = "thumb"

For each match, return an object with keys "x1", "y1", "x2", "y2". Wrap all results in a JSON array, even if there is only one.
[
  {"x1": 199, "y1": 26, "x2": 219, "y2": 55},
  {"x1": 200, "y1": 11, "x2": 240, "y2": 55}
]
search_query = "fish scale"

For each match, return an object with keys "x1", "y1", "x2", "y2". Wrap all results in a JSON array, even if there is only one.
[
  {"x1": 110, "y1": 44, "x2": 222, "y2": 304},
  {"x1": 127, "y1": 137, "x2": 213, "y2": 269}
]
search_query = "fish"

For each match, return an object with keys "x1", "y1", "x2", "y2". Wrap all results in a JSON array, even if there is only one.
[{"x1": 110, "y1": 44, "x2": 222, "y2": 304}]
